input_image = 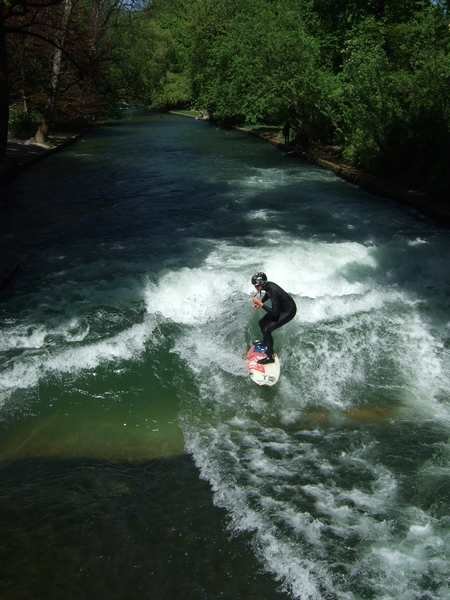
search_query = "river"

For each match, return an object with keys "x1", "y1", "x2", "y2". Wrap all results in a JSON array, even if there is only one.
[{"x1": 1, "y1": 113, "x2": 449, "y2": 599}]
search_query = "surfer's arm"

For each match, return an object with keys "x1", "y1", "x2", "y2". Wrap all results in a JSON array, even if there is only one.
[
  {"x1": 251, "y1": 290, "x2": 267, "y2": 309},
  {"x1": 261, "y1": 295, "x2": 280, "y2": 319},
  {"x1": 252, "y1": 296, "x2": 264, "y2": 309}
]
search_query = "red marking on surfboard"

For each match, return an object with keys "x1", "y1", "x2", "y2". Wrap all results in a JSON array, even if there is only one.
[{"x1": 246, "y1": 346, "x2": 267, "y2": 374}]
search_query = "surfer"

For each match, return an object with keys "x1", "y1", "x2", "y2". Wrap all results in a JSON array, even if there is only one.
[{"x1": 251, "y1": 272, "x2": 297, "y2": 364}]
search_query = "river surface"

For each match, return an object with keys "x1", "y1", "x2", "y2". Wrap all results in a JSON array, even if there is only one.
[{"x1": 1, "y1": 113, "x2": 449, "y2": 600}]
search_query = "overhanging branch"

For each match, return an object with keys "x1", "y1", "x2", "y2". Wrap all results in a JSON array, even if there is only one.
[{"x1": 7, "y1": 27, "x2": 82, "y2": 72}]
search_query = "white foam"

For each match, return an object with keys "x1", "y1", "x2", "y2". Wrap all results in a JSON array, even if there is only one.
[
  {"x1": 278, "y1": 505, "x2": 324, "y2": 547},
  {"x1": 184, "y1": 405, "x2": 448, "y2": 600},
  {"x1": 145, "y1": 239, "x2": 450, "y2": 421},
  {"x1": 149, "y1": 239, "x2": 385, "y2": 333},
  {"x1": 174, "y1": 327, "x2": 245, "y2": 377},
  {"x1": 298, "y1": 288, "x2": 402, "y2": 324},
  {"x1": 394, "y1": 313, "x2": 450, "y2": 421},
  {"x1": 246, "y1": 209, "x2": 279, "y2": 221},
  {"x1": 0, "y1": 318, "x2": 90, "y2": 352},
  {"x1": 260, "y1": 241, "x2": 377, "y2": 299},
  {"x1": 233, "y1": 166, "x2": 331, "y2": 200},
  {"x1": 0, "y1": 316, "x2": 156, "y2": 402},
  {"x1": 184, "y1": 426, "x2": 333, "y2": 600},
  {"x1": 60, "y1": 319, "x2": 90, "y2": 342},
  {"x1": 0, "y1": 325, "x2": 47, "y2": 351},
  {"x1": 408, "y1": 237, "x2": 429, "y2": 246},
  {"x1": 240, "y1": 168, "x2": 290, "y2": 191},
  {"x1": 361, "y1": 508, "x2": 449, "y2": 600},
  {"x1": 144, "y1": 268, "x2": 244, "y2": 325}
]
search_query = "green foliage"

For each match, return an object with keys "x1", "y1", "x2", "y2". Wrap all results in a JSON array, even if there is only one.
[
  {"x1": 334, "y1": 18, "x2": 396, "y2": 168},
  {"x1": 108, "y1": 14, "x2": 173, "y2": 107},
  {"x1": 385, "y1": 8, "x2": 450, "y2": 192},
  {"x1": 187, "y1": 0, "x2": 330, "y2": 138},
  {"x1": 331, "y1": 6, "x2": 450, "y2": 193},
  {"x1": 147, "y1": 0, "x2": 196, "y2": 108},
  {"x1": 8, "y1": 0, "x2": 449, "y2": 196},
  {"x1": 141, "y1": 0, "x2": 450, "y2": 195},
  {"x1": 8, "y1": 105, "x2": 42, "y2": 139},
  {"x1": 152, "y1": 71, "x2": 192, "y2": 109}
]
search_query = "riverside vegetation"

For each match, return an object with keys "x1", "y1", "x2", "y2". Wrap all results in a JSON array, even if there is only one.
[{"x1": 1, "y1": 1, "x2": 450, "y2": 202}]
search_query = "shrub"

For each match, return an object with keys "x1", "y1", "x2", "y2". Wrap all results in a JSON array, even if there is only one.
[{"x1": 8, "y1": 106, "x2": 42, "y2": 140}]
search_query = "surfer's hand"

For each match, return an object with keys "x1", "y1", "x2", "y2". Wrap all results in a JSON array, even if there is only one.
[{"x1": 252, "y1": 298, "x2": 264, "y2": 309}]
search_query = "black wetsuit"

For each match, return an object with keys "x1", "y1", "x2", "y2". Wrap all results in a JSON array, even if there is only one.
[{"x1": 259, "y1": 281, "x2": 297, "y2": 357}]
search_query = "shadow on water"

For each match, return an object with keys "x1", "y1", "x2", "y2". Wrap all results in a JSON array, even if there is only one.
[{"x1": 0, "y1": 454, "x2": 289, "y2": 600}]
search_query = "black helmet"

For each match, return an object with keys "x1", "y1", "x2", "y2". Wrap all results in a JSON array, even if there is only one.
[{"x1": 251, "y1": 272, "x2": 267, "y2": 286}]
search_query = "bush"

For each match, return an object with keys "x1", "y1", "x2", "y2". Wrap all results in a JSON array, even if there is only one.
[
  {"x1": 333, "y1": 18, "x2": 397, "y2": 170},
  {"x1": 152, "y1": 71, "x2": 192, "y2": 110},
  {"x1": 8, "y1": 105, "x2": 42, "y2": 139},
  {"x1": 191, "y1": 0, "x2": 325, "y2": 130},
  {"x1": 332, "y1": 9, "x2": 450, "y2": 195}
]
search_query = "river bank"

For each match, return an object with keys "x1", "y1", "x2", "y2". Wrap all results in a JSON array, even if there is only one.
[
  {"x1": 0, "y1": 133, "x2": 80, "y2": 187},
  {"x1": 171, "y1": 110, "x2": 450, "y2": 224},
  {"x1": 237, "y1": 124, "x2": 450, "y2": 224}
]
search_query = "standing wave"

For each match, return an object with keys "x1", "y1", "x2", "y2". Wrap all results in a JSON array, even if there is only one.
[{"x1": 145, "y1": 236, "x2": 450, "y2": 599}]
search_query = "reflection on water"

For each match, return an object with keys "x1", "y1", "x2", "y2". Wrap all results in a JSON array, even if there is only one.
[{"x1": 1, "y1": 113, "x2": 449, "y2": 599}]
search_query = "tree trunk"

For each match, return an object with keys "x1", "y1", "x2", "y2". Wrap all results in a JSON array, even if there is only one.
[
  {"x1": 20, "y1": 37, "x2": 28, "y2": 113},
  {"x1": 48, "y1": 0, "x2": 72, "y2": 120},
  {"x1": 34, "y1": 0, "x2": 72, "y2": 143},
  {"x1": 34, "y1": 118, "x2": 49, "y2": 145},
  {"x1": 0, "y1": 4, "x2": 9, "y2": 159}
]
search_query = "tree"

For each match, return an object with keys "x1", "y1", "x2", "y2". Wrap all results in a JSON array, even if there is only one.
[
  {"x1": 34, "y1": 0, "x2": 73, "y2": 143},
  {"x1": 185, "y1": 0, "x2": 327, "y2": 134},
  {"x1": 108, "y1": 10, "x2": 174, "y2": 107},
  {"x1": 1, "y1": 0, "x2": 65, "y2": 156},
  {"x1": 1, "y1": 0, "x2": 136, "y2": 157},
  {"x1": 0, "y1": 2, "x2": 9, "y2": 156},
  {"x1": 330, "y1": 5, "x2": 450, "y2": 195}
]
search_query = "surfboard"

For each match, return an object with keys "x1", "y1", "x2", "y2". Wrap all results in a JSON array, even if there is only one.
[{"x1": 246, "y1": 343, "x2": 281, "y2": 386}]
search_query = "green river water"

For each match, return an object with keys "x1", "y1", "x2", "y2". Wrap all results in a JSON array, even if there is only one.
[{"x1": 0, "y1": 113, "x2": 449, "y2": 599}]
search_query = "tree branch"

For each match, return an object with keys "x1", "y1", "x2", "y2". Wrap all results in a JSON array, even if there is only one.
[{"x1": 7, "y1": 27, "x2": 83, "y2": 71}]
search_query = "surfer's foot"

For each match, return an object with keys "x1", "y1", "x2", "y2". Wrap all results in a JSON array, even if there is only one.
[{"x1": 258, "y1": 356, "x2": 274, "y2": 365}]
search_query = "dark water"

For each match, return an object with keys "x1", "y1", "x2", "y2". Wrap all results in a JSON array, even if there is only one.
[{"x1": 1, "y1": 114, "x2": 449, "y2": 599}]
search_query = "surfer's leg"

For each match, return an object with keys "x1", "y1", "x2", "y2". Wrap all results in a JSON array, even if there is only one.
[
  {"x1": 274, "y1": 308, "x2": 297, "y2": 330},
  {"x1": 262, "y1": 322, "x2": 276, "y2": 355},
  {"x1": 258, "y1": 326, "x2": 275, "y2": 364},
  {"x1": 258, "y1": 314, "x2": 272, "y2": 345},
  {"x1": 263, "y1": 330, "x2": 274, "y2": 356},
  {"x1": 260, "y1": 309, "x2": 296, "y2": 357},
  {"x1": 258, "y1": 314, "x2": 276, "y2": 361}
]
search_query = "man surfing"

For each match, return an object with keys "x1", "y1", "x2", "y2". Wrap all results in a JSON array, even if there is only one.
[{"x1": 251, "y1": 272, "x2": 297, "y2": 364}]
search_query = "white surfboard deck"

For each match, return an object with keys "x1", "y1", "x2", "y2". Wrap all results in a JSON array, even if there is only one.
[{"x1": 246, "y1": 345, "x2": 281, "y2": 386}]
